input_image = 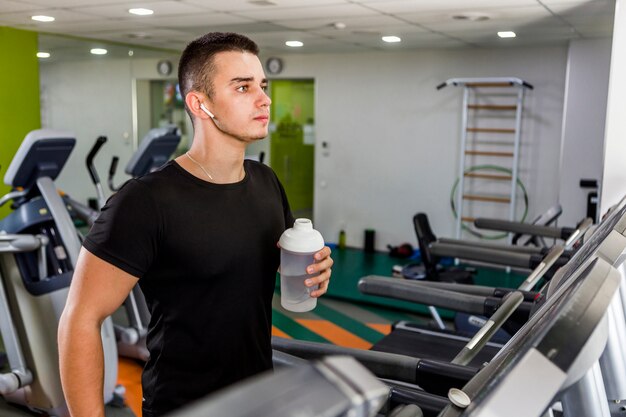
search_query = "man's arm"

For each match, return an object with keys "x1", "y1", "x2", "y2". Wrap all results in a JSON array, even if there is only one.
[{"x1": 58, "y1": 247, "x2": 139, "y2": 417}]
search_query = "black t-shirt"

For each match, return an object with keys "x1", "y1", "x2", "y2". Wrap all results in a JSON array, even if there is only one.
[{"x1": 83, "y1": 160, "x2": 294, "y2": 416}]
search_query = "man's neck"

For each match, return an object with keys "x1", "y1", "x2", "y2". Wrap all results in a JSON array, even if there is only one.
[{"x1": 177, "y1": 132, "x2": 247, "y2": 184}]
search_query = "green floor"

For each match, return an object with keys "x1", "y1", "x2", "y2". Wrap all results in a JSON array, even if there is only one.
[{"x1": 272, "y1": 247, "x2": 528, "y2": 347}]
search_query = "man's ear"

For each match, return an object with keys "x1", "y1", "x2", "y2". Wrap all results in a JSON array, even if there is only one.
[{"x1": 185, "y1": 91, "x2": 211, "y2": 120}]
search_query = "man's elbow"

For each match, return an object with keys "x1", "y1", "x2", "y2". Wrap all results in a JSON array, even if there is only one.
[{"x1": 57, "y1": 306, "x2": 103, "y2": 350}]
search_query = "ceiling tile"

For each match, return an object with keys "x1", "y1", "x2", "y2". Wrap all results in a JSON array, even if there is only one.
[
  {"x1": 232, "y1": 3, "x2": 378, "y2": 20},
  {"x1": 0, "y1": 8, "x2": 102, "y2": 25},
  {"x1": 400, "y1": 5, "x2": 552, "y2": 26},
  {"x1": 0, "y1": 0, "x2": 616, "y2": 53},
  {"x1": 73, "y1": 1, "x2": 207, "y2": 19},
  {"x1": 23, "y1": 18, "x2": 152, "y2": 33},
  {"x1": 548, "y1": 0, "x2": 615, "y2": 16},
  {"x1": 355, "y1": 0, "x2": 538, "y2": 14},
  {"x1": 138, "y1": 12, "x2": 254, "y2": 28},
  {"x1": 277, "y1": 14, "x2": 408, "y2": 30},
  {"x1": 181, "y1": 0, "x2": 345, "y2": 12},
  {"x1": 0, "y1": 0, "x2": 45, "y2": 13},
  {"x1": 20, "y1": 0, "x2": 154, "y2": 6}
]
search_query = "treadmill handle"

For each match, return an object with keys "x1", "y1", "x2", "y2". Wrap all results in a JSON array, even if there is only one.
[
  {"x1": 359, "y1": 276, "x2": 486, "y2": 314},
  {"x1": 474, "y1": 218, "x2": 563, "y2": 239},
  {"x1": 430, "y1": 242, "x2": 532, "y2": 268},
  {"x1": 518, "y1": 245, "x2": 564, "y2": 291},
  {"x1": 564, "y1": 217, "x2": 593, "y2": 249},
  {"x1": 387, "y1": 279, "x2": 538, "y2": 302},
  {"x1": 451, "y1": 291, "x2": 524, "y2": 366}
]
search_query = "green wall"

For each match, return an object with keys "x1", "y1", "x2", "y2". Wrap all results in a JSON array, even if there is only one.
[
  {"x1": 0, "y1": 27, "x2": 40, "y2": 218},
  {"x1": 270, "y1": 80, "x2": 315, "y2": 218}
]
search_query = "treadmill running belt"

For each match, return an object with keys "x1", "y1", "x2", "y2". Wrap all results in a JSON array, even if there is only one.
[{"x1": 371, "y1": 327, "x2": 502, "y2": 368}]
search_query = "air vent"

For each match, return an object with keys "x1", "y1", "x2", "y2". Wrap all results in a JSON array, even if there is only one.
[
  {"x1": 248, "y1": 0, "x2": 277, "y2": 6},
  {"x1": 352, "y1": 29, "x2": 381, "y2": 35},
  {"x1": 127, "y1": 32, "x2": 151, "y2": 39},
  {"x1": 452, "y1": 13, "x2": 490, "y2": 21}
]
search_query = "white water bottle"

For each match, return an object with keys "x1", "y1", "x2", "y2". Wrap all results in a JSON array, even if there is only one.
[{"x1": 279, "y1": 219, "x2": 325, "y2": 312}]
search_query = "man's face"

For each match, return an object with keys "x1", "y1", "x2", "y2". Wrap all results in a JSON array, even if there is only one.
[{"x1": 206, "y1": 51, "x2": 271, "y2": 143}]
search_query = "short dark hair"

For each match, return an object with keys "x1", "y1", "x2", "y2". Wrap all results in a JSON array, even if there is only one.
[{"x1": 178, "y1": 32, "x2": 259, "y2": 117}]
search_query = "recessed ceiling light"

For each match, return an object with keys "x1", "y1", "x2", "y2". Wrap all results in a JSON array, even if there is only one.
[
  {"x1": 31, "y1": 15, "x2": 55, "y2": 22},
  {"x1": 332, "y1": 22, "x2": 347, "y2": 30},
  {"x1": 498, "y1": 31, "x2": 516, "y2": 38},
  {"x1": 90, "y1": 48, "x2": 108, "y2": 55},
  {"x1": 129, "y1": 8, "x2": 154, "y2": 16},
  {"x1": 37, "y1": 52, "x2": 50, "y2": 58},
  {"x1": 285, "y1": 41, "x2": 303, "y2": 47},
  {"x1": 382, "y1": 36, "x2": 401, "y2": 43},
  {"x1": 128, "y1": 50, "x2": 134, "y2": 56}
]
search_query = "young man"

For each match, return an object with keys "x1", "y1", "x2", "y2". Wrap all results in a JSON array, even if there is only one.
[{"x1": 58, "y1": 32, "x2": 333, "y2": 417}]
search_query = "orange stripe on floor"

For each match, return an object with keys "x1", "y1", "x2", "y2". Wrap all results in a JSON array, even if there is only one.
[
  {"x1": 272, "y1": 325, "x2": 292, "y2": 339},
  {"x1": 296, "y1": 319, "x2": 372, "y2": 349},
  {"x1": 366, "y1": 323, "x2": 392, "y2": 335},
  {"x1": 117, "y1": 357, "x2": 143, "y2": 417}
]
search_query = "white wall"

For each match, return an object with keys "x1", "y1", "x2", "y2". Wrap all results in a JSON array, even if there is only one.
[
  {"x1": 558, "y1": 38, "x2": 612, "y2": 226},
  {"x1": 41, "y1": 45, "x2": 571, "y2": 250},
  {"x1": 40, "y1": 56, "x2": 178, "y2": 206},
  {"x1": 262, "y1": 45, "x2": 569, "y2": 249},
  {"x1": 601, "y1": 0, "x2": 626, "y2": 211}
]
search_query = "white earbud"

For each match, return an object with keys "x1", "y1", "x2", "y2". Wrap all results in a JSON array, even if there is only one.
[{"x1": 200, "y1": 103, "x2": 215, "y2": 119}]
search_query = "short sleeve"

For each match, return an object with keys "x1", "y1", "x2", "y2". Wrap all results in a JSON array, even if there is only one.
[
  {"x1": 83, "y1": 179, "x2": 160, "y2": 278},
  {"x1": 274, "y1": 171, "x2": 294, "y2": 229}
]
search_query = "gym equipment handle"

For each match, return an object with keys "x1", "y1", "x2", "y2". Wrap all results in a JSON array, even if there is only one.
[
  {"x1": 519, "y1": 244, "x2": 564, "y2": 291},
  {"x1": 386, "y1": 278, "x2": 538, "y2": 302},
  {"x1": 452, "y1": 291, "x2": 524, "y2": 366},
  {"x1": 272, "y1": 336, "x2": 423, "y2": 384},
  {"x1": 564, "y1": 217, "x2": 593, "y2": 249},
  {"x1": 474, "y1": 218, "x2": 568, "y2": 239},
  {"x1": 438, "y1": 237, "x2": 542, "y2": 255},
  {"x1": 430, "y1": 242, "x2": 532, "y2": 268},
  {"x1": 359, "y1": 276, "x2": 486, "y2": 314},
  {"x1": 64, "y1": 196, "x2": 100, "y2": 227},
  {"x1": 86, "y1": 136, "x2": 107, "y2": 186}
]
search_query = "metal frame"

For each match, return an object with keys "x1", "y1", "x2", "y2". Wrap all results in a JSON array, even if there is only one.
[{"x1": 439, "y1": 77, "x2": 533, "y2": 242}]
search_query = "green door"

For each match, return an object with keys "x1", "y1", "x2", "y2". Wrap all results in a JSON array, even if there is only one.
[{"x1": 270, "y1": 80, "x2": 315, "y2": 220}]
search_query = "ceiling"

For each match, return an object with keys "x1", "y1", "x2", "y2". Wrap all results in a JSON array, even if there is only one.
[{"x1": 0, "y1": 0, "x2": 616, "y2": 58}]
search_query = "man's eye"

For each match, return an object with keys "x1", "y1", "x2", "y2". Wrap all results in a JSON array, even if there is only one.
[
  {"x1": 261, "y1": 85, "x2": 268, "y2": 92},
  {"x1": 236, "y1": 85, "x2": 248, "y2": 92}
]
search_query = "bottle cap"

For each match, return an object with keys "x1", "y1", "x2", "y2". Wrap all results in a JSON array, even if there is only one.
[{"x1": 279, "y1": 218, "x2": 324, "y2": 253}]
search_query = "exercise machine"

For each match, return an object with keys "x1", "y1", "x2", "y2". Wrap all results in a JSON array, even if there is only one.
[{"x1": 0, "y1": 129, "x2": 134, "y2": 416}]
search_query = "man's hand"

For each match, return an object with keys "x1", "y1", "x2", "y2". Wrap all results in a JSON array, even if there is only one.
[{"x1": 305, "y1": 246, "x2": 333, "y2": 297}]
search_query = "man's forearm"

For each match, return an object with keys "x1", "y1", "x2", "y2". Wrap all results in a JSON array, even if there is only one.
[{"x1": 58, "y1": 311, "x2": 107, "y2": 417}]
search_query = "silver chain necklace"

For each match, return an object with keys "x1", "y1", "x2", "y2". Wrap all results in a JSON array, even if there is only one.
[{"x1": 185, "y1": 151, "x2": 214, "y2": 181}]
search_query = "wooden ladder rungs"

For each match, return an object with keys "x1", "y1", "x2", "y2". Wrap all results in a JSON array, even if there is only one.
[
  {"x1": 465, "y1": 150, "x2": 514, "y2": 157},
  {"x1": 463, "y1": 194, "x2": 511, "y2": 203},
  {"x1": 468, "y1": 104, "x2": 517, "y2": 111},
  {"x1": 465, "y1": 82, "x2": 514, "y2": 88},
  {"x1": 464, "y1": 173, "x2": 513, "y2": 181},
  {"x1": 461, "y1": 216, "x2": 476, "y2": 222},
  {"x1": 467, "y1": 128, "x2": 516, "y2": 133}
]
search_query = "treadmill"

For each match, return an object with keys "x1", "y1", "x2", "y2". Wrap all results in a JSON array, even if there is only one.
[
  {"x1": 438, "y1": 255, "x2": 621, "y2": 417},
  {"x1": 274, "y1": 196, "x2": 626, "y2": 416},
  {"x1": 167, "y1": 356, "x2": 395, "y2": 417}
]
